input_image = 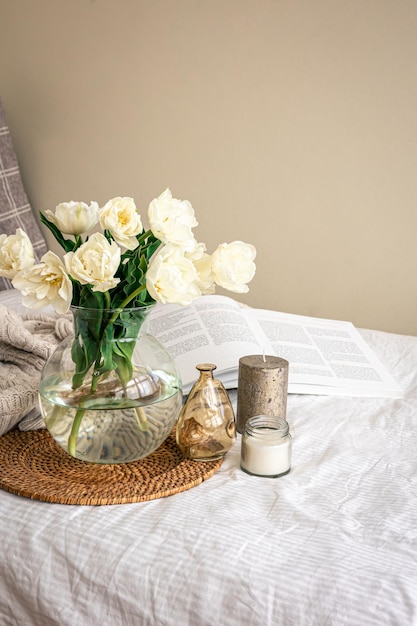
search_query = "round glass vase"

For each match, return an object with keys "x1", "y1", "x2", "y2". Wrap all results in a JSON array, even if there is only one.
[
  {"x1": 176, "y1": 363, "x2": 236, "y2": 461},
  {"x1": 39, "y1": 305, "x2": 182, "y2": 464}
]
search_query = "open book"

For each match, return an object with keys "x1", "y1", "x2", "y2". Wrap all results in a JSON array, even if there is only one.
[{"x1": 148, "y1": 295, "x2": 402, "y2": 398}]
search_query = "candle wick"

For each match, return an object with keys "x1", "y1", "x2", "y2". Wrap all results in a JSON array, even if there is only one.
[{"x1": 262, "y1": 350, "x2": 266, "y2": 363}]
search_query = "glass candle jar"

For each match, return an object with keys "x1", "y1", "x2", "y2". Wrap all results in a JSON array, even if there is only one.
[{"x1": 240, "y1": 415, "x2": 292, "y2": 478}]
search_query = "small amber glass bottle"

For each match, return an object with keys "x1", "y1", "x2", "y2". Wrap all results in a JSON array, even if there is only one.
[{"x1": 176, "y1": 363, "x2": 236, "y2": 461}]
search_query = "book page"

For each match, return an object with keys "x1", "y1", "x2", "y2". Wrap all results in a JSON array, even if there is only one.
[
  {"x1": 149, "y1": 295, "x2": 402, "y2": 398},
  {"x1": 245, "y1": 308, "x2": 403, "y2": 397},
  {"x1": 148, "y1": 295, "x2": 272, "y2": 390}
]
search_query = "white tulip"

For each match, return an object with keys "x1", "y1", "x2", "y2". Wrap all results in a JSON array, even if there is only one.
[
  {"x1": 64, "y1": 232, "x2": 121, "y2": 293},
  {"x1": 99, "y1": 197, "x2": 143, "y2": 250},
  {"x1": 211, "y1": 241, "x2": 256, "y2": 293},
  {"x1": 44, "y1": 201, "x2": 99, "y2": 236},
  {"x1": 12, "y1": 251, "x2": 73, "y2": 314},
  {"x1": 0, "y1": 228, "x2": 35, "y2": 279},
  {"x1": 185, "y1": 243, "x2": 215, "y2": 295},
  {"x1": 148, "y1": 188, "x2": 198, "y2": 251},
  {"x1": 146, "y1": 243, "x2": 202, "y2": 305}
]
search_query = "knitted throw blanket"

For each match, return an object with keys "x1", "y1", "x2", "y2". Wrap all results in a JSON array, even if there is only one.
[{"x1": 0, "y1": 305, "x2": 72, "y2": 435}]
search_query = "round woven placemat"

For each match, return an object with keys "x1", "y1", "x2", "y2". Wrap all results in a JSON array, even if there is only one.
[{"x1": 0, "y1": 429, "x2": 223, "y2": 506}]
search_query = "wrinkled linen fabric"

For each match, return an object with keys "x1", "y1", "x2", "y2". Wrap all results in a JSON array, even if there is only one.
[{"x1": 0, "y1": 304, "x2": 72, "y2": 434}]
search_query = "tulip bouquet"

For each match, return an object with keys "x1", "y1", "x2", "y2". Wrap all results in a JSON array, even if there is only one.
[{"x1": 0, "y1": 189, "x2": 256, "y2": 399}]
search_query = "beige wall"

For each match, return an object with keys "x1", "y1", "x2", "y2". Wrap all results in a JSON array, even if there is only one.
[{"x1": 1, "y1": 0, "x2": 416, "y2": 335}]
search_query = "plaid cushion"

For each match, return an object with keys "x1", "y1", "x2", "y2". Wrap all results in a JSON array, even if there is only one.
[{"x1": 0, "y1": 101, "x2": 47, "y2": 290}]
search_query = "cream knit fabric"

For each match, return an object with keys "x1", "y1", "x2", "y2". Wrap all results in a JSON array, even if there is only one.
[{"x1": 0, "y1": 305, "x2": 72, "y2": 435}]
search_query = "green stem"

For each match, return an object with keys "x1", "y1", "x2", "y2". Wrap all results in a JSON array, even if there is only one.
[
  {"x1": 91, "y1": 366, "x2": 100, "y2": 393},
  {"x1": 68, "y1": 407, "x2": 86, "y2": 457},
  {"x1": 88, "y1": 290, "x2": 115, "y2": 394},
  {"x1": 134, "y1": 406, "x2": 149, "y2": 431},
  {"x1": 103, "y1": 290, "x2": 112, "y2": 310},
  {"x1": 46, "y1": 404, "x2": 68, "y2": 430},
  {"x1": 107, "y1": 284, "x2": 149, "y2": 324},
  {"x1": 137, "y1": 229, "x2": 153, "y2": 245}
]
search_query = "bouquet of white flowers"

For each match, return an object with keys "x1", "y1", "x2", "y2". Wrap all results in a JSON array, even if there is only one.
[
  {"x1": 0, "y1": 189, "x2": 256, "y2": 314},
  {"x1": 0, "y1": 189, "x2": 256, "y2": 460}
]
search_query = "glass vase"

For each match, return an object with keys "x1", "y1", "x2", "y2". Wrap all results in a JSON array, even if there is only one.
[
  {"x1": 176, "y1": 363, "x2": 236, "y2": 461},
  {"x1": 39, "y1": 305, "x2": 182, "y2": 464}
]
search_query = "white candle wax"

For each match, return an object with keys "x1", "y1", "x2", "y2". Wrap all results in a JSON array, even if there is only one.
[{"x1": 240, "y1": 416, "x2": 292, "y2": 477}]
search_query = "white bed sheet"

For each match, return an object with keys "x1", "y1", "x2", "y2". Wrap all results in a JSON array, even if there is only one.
[{"x1": 1, "y1": 291, "x2": 417, "y2": 626}]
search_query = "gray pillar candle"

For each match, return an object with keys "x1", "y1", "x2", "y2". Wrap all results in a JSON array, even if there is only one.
[{"x1": 236, "y1": 355, "x2": 289, "y2": 434}]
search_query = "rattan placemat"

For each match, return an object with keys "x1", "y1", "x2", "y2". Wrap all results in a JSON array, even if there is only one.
[{"x1": 0, "y1": 429, "x2": 223, "y2": 506}]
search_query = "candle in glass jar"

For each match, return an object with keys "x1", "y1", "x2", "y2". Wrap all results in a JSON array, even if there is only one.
[{"x1": 240, "y1": 415, "x2": 292, "y2": 478}]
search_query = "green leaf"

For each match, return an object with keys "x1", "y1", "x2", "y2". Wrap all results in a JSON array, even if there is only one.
[
  {"x1": 71, "y1": 332, "x2": 99, "y2": 389},
  {"x1": 94, "y1": 324, "x2": 116, "y2": 378},
  {"x1": 113, "y1": 353, "x2": 133, "y2": 387}
]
